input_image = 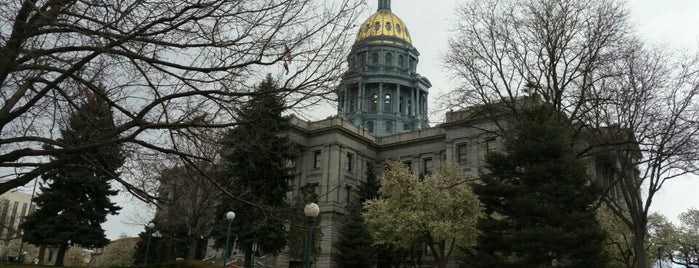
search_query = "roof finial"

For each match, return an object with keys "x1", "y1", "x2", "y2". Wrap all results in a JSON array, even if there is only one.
[{"x1": 378, "y1": 0, "x2": 391, "y2": 11}]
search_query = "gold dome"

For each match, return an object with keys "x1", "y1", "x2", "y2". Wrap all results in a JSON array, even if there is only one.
[{"x1": 355, "y1": 10, "x2": 412, "y2": 44}]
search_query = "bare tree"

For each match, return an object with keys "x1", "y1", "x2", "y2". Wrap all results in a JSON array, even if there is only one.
[
  {"x1": 445, "y1": 1, "x2": 699, "y2": 268},
  {"x1": 444, "y1": 0, "x2": 629, "y2": 123},
  {"x1": 594, "y1": 45, "x2": 699, "y2": 268},
  {"x1": 155, "y1": 161, "x2": 220, "y2": 260},
  {"x1": 0, "y1": 0, "x2": 364, "y2": 197}
]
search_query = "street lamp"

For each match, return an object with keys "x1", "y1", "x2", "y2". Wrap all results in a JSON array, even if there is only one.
[
  {"x1": 144, "y1": 222, "x2": 155, "y2": 266},
  {"x1": 222, "y1": 211, "x2": 236, "y2": 268},
  {"x1": 303, "y1": 203, "x2": 320, "y2": 268}
]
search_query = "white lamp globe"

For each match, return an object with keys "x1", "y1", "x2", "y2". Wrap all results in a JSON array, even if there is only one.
[{"x1": 304, "y1": 203, "x2": 320, "y2": 218}]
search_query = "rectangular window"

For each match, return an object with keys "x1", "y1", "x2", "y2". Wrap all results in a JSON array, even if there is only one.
[
  {"x1": 313, "y1": 151, "x2": 321, "y2": 169},
  {"x1": 20, "y1": 203, "x2": 27, "y2": 217},
  {"x1": 345, "y1": 185, "x2": 352, "y2": 205},
  {"x1": 346, "y1": 153, "x2": 354, "y2": 172},
  {"x1": 423, "y1": 158, "x2": 433, "y2": 176},
  {"x1": 458, "y1": 143, "x2": 468, "y2": 164},
  {"x1": 385, "y1": 121, "x2": 394, "y2": 134},
  {"x1": 485, "y1": 138, "x2": 497, "y2": 153},
  {"x1": 367, "y1": 121, "x2": 374, "y2": 133}
]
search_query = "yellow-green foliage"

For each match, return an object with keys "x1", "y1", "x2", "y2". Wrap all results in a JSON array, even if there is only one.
[{"x1": 364, "y1": 162, "x2": 482, "y2": 251}]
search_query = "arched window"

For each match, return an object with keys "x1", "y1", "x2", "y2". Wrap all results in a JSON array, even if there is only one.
[
  {"x1": 385, "y1": 52, "x2": 392, "y2": 66},
  {"x1": 384, "y1": 94, "x2": 392, "y2": 112},
  {"x1": 399, "y1": 97, "x2": 405, "y2": 114},
  {"x1": 371, "y1": 52, "x2": 379, "y2": 65},
  {"x1": 374, "y1": 22, "x2": 381, "y2": 31},
  {"x1": 358, "y1": 53, "x2": 366, "y2": 66},
  {"x1": 386, "y1": 22, "x2": 392, "y2": 31},
  {"x1": 398, "y1": 55, "x2": 404, "y2": 67}
]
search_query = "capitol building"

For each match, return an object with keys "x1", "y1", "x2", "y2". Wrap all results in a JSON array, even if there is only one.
[{"x1": 275, "y1": 1, "x2": 502, "y2": 267}]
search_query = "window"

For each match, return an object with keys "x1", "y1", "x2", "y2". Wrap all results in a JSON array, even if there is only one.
[
  {"x1": 385, "y1": 52, "x2": 392, "y2": 65},
  {"x1": 371, "y1": 52, "x2": 379, "y2": 64},
  {"x1": 358, "y1": 53, "x2": 366, "y2": 66},
  {"x1": 313, "y1": 151, "x2": 321, "y2": 168},
  {"x1": 486, "y1": 138, "x2": 498, "y2": 153},
  {"x1": 399, "y1": 97, "x2": 404, "y2": 113},
  {"x1": 374, "y1": 21, "x2": 381, "y2": 31},
  {"x1": 346, "y1": 152, "x2": 354, "y2": 172},
  {"x1": 385, "y1": 22, "x2": 392, "y2": 31},
  {"x1": 402, "y1": 161, "x2": 412, "y2": 171},
  {"x1": 370, "y1": 93, "x2": 378, "y2": 111},
  {"x1": 345, "y1": 185, "x2": 352, "y2": 205},
  {"x1": 423, "y1": 158, "x2": 433, "y2": 176},
  {"x1": 366, "y1": 121, "x2": 374, "y2": 133},
  {"x1": 384, "y1": 94, "x2": 392, "y2": 112},
  {"x1": 20, "y1": 203, "x2": 27, "y2": 217},
  {"x1": 396, "y1": 24, "x2": 402, "y2": 33},
  {"x1": 365, "y1": 24, "x2": 370, "y2": 32},
  {"x1": 458, "y1": 143, "x2": 468, "y2": 164},
  {"x1": 398, "y1": 55, "x2": 404, "y2": 67},
  {"x1": 385, "y1": 120, "x2": 394, "y2": 134},
  {"x1": 403, "y1": 123, "x2": 411, "y2": 131}
]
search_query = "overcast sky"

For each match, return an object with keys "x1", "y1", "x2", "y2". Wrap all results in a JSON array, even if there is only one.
[{"x1": 102, "y1": 0, "x2": 699, "y2": 239}]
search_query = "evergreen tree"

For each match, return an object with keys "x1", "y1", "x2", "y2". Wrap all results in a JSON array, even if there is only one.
[
  {"x1": 468, "y1": 103, "x2": 608, "y2": 267},
  {"x1": 334, "y1": 163, "x2": 378, "y2": 267},
  {"x1": 21, "y1": 91, "x2": 123, "y2": 266},
  {"x1": 357, "y1": 162, "x2": 381, "y2": 202},
  {"x1": 212, "y1": 74, "x2": 297, "y2": 268}
]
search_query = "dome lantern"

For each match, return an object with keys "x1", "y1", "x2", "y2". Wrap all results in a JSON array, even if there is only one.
[{"x1": 378, "y1": 0, "x2": 391, "y2": 11}]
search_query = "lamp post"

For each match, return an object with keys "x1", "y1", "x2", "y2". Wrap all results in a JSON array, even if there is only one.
[
  {"x1": 222, "y1": 211, "x2": 235, "y2": 268},
  {"x1": 303, "y1": 203, "x2": 320, "y2": 268},
  {"x1": 144, "y1": 222, "x2": 155, "y2": 266}
]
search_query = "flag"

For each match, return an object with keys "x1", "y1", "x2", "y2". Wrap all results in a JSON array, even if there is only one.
[{"x1": 283, "y1": 45, "x2": 292, "y2": 74}]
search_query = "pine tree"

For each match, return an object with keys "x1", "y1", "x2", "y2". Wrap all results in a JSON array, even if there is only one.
[
  {"x1": 21, "y1": 91, "x2": 123, "y2": 267},
  {"x1": 334, "y1": 163, "x2": 378, "y2": 267},
  {"x1": 468, "y1": 103, "x2": 608, "y2": 267},
  {"x1": 357, "y1": 162, "x2": 381, "y2": 202},
  {"x1": 212, "y1": 74, "x2": 297, "y2": 268}
]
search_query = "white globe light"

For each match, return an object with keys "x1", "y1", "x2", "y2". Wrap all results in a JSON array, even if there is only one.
[
  {"x1": 146, "y1": 222, "x2": 154, "y2": 229},
  {"x1": 226, "y1": 211, "x2": 236, "y2": 220},
  {"x1": 304, "y1": 203, "x2": 320, "y2": 218}
]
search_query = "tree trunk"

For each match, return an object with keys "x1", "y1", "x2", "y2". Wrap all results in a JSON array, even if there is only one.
[
  {"x1": 164, "y1": 229, "x2": 174, "y2": 262},
  {"x1": 55, "y1": 244, "x2": 67, "y2": 267},
  {"x1": 187, "y1": 237, "x2": 198, "y2": 259},
  {"x1": 634, "y1": 227, "x2": 647, "y2": 268},
  {"x1": 244, "y1": 248, "x2": 252, "y2": 268},
  {"x1": 38, "y1": 245, "x2": 45, "y2": 264}
]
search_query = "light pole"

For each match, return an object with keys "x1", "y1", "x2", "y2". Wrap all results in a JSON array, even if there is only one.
[
  {"x1": 144, "y1": 222, "x2": 155, "y2": 266},
  {"x1": 222, "y1": 211, "x2": 235, "y2": 268},
  {"x1": 303, "y1": 203, "x2": 320, "y2": 268}
]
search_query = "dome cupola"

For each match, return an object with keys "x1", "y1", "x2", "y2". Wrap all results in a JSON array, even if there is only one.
[{"x1": 337, "y1": 0, "x2": 431, "y2": 137}]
